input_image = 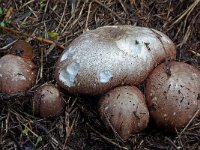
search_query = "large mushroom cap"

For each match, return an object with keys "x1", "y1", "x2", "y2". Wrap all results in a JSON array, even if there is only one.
[
  {"x1": 32, "y1": 83, "x2": 64, "y2": 118},
  {"x1": 145, "y1": 61, "x2": 200, "y2": 131},
  {"x1": 0, "y1": 54, "x2": 36, "y2": 94},
  {"x1": 98, "y1": 86, "x2": 149, "y2": 140},
  {"x1": 55, "y1": 25, "x2": 176, "y2": 95}
]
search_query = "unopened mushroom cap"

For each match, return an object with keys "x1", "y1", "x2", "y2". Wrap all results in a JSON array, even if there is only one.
[
  {"x1": 146, "y1": 61, "x2": 200, "y2": 131},
  {"x1": 98, "y1": 86, "x2": 149, "y2": 140},
  {"x1": 55, "y1": 25, "x2": 176, "y2": 95},
  {"x1": 10, "y1": 40, "x2": 33, "y2": 59},
  {"x1": 33, "y1": 83, "x2": 64, "y2": 118},
  {"x1": 0, "y1": 54, "x2": 36, "y2": 94}
]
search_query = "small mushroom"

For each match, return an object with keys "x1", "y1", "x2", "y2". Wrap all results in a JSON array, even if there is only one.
[
  {"x1": 0, "y1": 54, "x2": 36, "y2": 94},
  {"x1": 32, "y1": 83, "x2": 64, "y2": 118},
  {"x1": 10, "y1": 40, "x2": 33, "y2": 59},
  {"x1": 55, "y1": 25, "x2": 176, "y2": 95},
  {"x1": 145, "y1": 61, "x2": 200, "y2": 131},
  {"x1": 98, "y1": 86, "x2": 149, "y2": 140}
]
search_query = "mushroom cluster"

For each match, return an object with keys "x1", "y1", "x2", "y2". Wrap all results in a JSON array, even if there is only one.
[
  {"x1": 0, "y1": 40, "x2": 36, "y2": 94},
  {"x1": 0, "y1": 40, "x2": 66, "y2": 119},
  {"x1": 54, "y1": 25, "x2": 200, "y2": 140},
  {"x1": 55, "y1": 26, "x2": 194, "y2": 140},
  {"x1": 0, "y1": 27, "x2": 196, "y2": 140},
  {"x1": 4, "y1": 26, "x2": 197, "y2": 140}
]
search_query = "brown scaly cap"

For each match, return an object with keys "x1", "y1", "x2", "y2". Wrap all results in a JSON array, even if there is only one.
[
  {"x1": 32, "y1": 83, "x2": 64, "y2": 118},
  {"x1": 0, "y1": 54, "x2": 36, "y2": 94},
  {"x1": 98, "y1": 86, "x2": 149, "y2": 140},
  {"x1": 146, "y1": 61, "x2": 200, "y2": 131}
]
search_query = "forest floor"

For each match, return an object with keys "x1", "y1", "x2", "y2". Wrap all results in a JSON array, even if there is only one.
[{"x1": 0, "y1": 0, "x2": 200, "y2": 149}]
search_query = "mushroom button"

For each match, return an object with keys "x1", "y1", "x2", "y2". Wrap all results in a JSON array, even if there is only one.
[
  {"x1": 98, "y1": 86, "x2": 149, "y2": 140},
  {"x1": 0, "y1": 54, "x2": 36, "y2": 94},
  {"x1": 55, "y1": 25, "x2": 176, "y2": 95},
  {"x1": 10, "y1": 40, "x2": 33, "y2": 59},
  {"x1": 33, "y1": 83, "x2": 64, "y2": 118},
  {"x1": 145, "y1": 61, "x2": 200, "y2": 131}
]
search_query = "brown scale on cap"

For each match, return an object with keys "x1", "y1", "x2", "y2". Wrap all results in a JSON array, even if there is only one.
[
  {"x1": 146, "y1": 61, "x2": 200, "y2": 131},
  {"x1": 0, "y1": 54, "x2": 36, "y2": 94},
  {"x1": 98, "y1": 86, "x2": 149, "y2": 140},
  {"x1": 10, "y1": 40, "x2": 33, "y2": 60},
  {"x1": 32, "y1": 83, "x2": 64, "y2": 118}
]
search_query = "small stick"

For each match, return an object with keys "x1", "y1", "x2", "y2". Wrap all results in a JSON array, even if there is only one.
[
  {"x1": 172, "y1": 0, "x2": 199, "y2": 25},
  {"x1": 0, "y1": 91, "x2": 33, "y2": 100},
  {"x1": 165, "y1": 137, "x2": 181, "y2": 150},
  {"x1": 85, "y1": 2, "x2": 92, "y2": 31},
  {"x1": 0, "y1": 26, "x2": 65, "y2": 50},
  {"x1": 86, "y1": 123, "x2": 128, "y2": 150},
  {"x1": 9, "y1": 131, "x2": 23, "y2": 150},
  {"x1": 93, "y1": 0, "x2": 121, "y2": 21},
  {"x1": 0, "y1": 40, "x2": 16, "y2": 50},
  {"x1": 179, "y1": 108, "x2": 200, "y2": 135},
  {"x1": 70, "y1": 0, "x2": 87, "y2": 29},
  {"x1": 189, "y1": 50, "x2": 200, "y2": 57},
  {"x1": 4, "y1": 7, "x2": 14, "y2": 20},
  {"x1": 56, "y1": 0, "x2": 68, "y2": 32}
]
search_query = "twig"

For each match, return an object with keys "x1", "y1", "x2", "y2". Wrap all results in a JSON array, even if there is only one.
[
  {"x1": 61, "y1": 0, "x2": 82, "y2": 33},
  {"x1": 63, "y1": 111, "x2": 79, "y2": 149},
  {"x1": 70, "y1": 0, "x2": 87, "y2": 29},
  {"x1": 0, "y1": 26, "x2": 65, "y2": 50},
  {"x1": 118, "y1": 0, "x2": 127, "y2": 14},
  {"x1": 45, "y1": 43, "x2": 56, "y2": 57},
  {"x1": 29, "y1": 121, "x2": 61, "y2": 147},
  {"x1": 93, "y1": 0, "x2": 122, "y2": 21},
  {"x1": 70, "y1": 0, "x2": 77, "y2": 15},
  {"x1": 40, "y1": 47, "x2": 44, "y2": 80},
  {"x1": 9, "y1": 131, "x2": 23, "y2": 150},
  {"x1": 21, "y1": 0, "x2": 35, "y2": 9},
  {"x1": 165, "y1": 137, "x2": 181, "y2": 150},
  {"x1": 0, "y1": 40, "x2": 17, "y2": 50},
  {"x1": 4, "y1": 7, "x2": 14, "y2": 20},
  {"x1": 179, "y1": 108, "x2": 200, "y2": 135},
  {"x1": 85, "y1": 2, "x2": 92, "y2": 31},
  {"x1": 42, "y1": 0, "x2": 50, "y2": 21},
  {"x1": 56, "y1": 0, "x2": 68, "y2": 32},
  {"x1": 177, "y1": 25, "x2": 192, "y2": 48},
  {"x1": 172, "y1": 0, "x2": 200, "y2": 25},
  {"x1": 0, "y1": 91, "x2": 33, "y2": 101},
  {"x1": 86, "y1": 123, "x2": 128, "y2": 150},
  {"x1": 188, "y1": 50, "x2": 200, "y2": 57}
]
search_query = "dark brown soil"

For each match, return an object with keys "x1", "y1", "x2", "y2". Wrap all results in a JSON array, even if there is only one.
[{"x1": 0, "y1": 0, "x2": 200, "y2": 150}]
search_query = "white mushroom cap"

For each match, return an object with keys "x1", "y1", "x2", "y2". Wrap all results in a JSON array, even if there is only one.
[{"x1": 55, "y1": 26, "x2": 176, "y2": 95}]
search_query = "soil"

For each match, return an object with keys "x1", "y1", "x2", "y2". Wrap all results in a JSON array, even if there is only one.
[{"x1": 0, "y1": 0, "x2": 200, "y2": 150}]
